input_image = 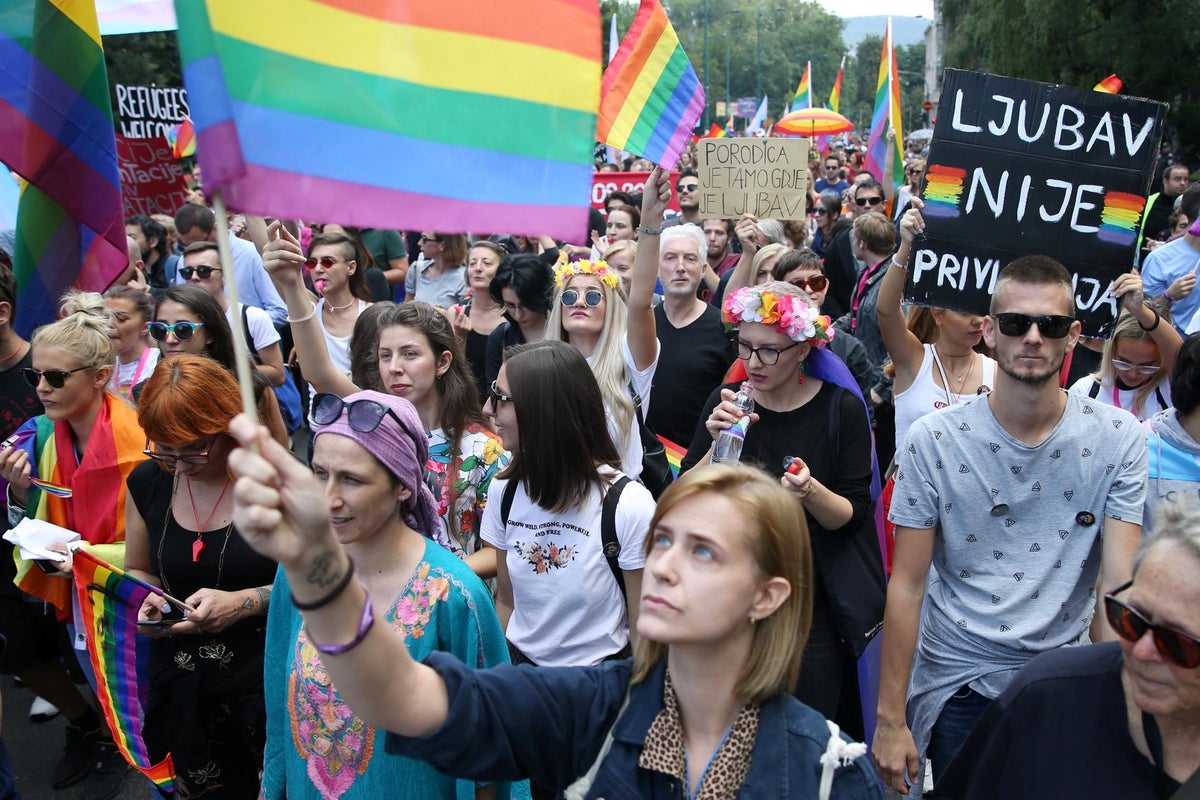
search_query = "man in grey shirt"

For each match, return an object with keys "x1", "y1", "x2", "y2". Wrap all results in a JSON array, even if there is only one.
[{"x1": 874, "y1": 255, "x2": 1148, "y2": 794}]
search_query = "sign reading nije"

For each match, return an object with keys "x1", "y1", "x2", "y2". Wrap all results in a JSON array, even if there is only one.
[
  {"x1": 697, "y1": 139, "x2": 810, "y2": 220},
  {"x1": 908, "y1": 70, "x2": 1168, "y2": 337}
]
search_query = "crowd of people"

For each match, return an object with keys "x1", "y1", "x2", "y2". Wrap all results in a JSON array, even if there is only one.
[{"x1": 0, "y1": 132, "x2": 1196, "y2": 800}]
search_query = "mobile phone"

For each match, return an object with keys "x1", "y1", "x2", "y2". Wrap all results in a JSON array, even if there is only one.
[{"x1": 33, "y1": 559, "x2": 63, "y2": 575}]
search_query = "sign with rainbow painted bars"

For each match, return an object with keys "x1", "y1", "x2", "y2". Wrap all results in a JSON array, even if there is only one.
[{"x1": 907, "y1": 70, "x2": 1167, "y2": 337}]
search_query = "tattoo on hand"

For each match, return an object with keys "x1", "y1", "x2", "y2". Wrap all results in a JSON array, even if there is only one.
[{"x1": 307, "y1": 551, "x2": 340, "y2": 588}]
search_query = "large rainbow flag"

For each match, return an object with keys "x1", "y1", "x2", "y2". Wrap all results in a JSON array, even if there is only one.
[
  {"x1": 597, "y1": 0, "x2": 704, "y2": 170},
  {"x1": 0, "y1": 0, "x2": 129, "y2": 337},
  {"x1": 72, "y1": 548, "x2": 177, "y2": 792},
  {"x1": 174, "y1": 0, "x2": 600, "y2": 241},
  {"x1": 789, "y1": 62, "x2": 812, "y2": 113},
  {"x1": 863, "y1": 19, "x2": 904, "y2": 191}
]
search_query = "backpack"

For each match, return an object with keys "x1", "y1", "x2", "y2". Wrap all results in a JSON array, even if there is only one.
[{"x1": 240, "y1": 304, "x2": 304, "y2": 433}]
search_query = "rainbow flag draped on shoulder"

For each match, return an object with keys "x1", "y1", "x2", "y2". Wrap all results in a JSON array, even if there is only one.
[
  {"x1": 73, "y1": 548, "x2": 177, "y2": 793},
  {"x1": 174, "y1": 0, "x2": 600, "y2": 240},
  {"x1": 0, "y1": 0, "x2": 129, "y2": 337},
  {"x1": 597, "y1": 0, "x2": 704, "y2": 170}
]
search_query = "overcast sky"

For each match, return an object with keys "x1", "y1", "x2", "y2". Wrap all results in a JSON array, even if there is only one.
[{"x1": 817, "y1": 0, "x2": 934, "y2": 18}]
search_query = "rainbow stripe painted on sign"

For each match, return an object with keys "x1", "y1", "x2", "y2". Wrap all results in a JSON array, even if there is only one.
[
  {"x1": 597, "y1": 0, "x2": 705, "y2": 169},
  {"x1": 175, "y1": 0, "x2": 600, "y2": 240},
  {"x1": 1097, "y1": 191, "x2": 1145, "y2": 245},
  {"x1": 72, "y1": 549, "x2": 177, "y2": 792},
  {"x1": 922, "y1": 165, "x2": 967, "y2": 218}
]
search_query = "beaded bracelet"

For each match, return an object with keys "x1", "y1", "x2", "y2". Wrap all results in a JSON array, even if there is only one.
[
  {"x1": 286, "y1": 301, "x2": 318, "y2": 324},
  {"x1": 307, "y1": 591, "x2": 375, "y2": 656},
  {"x1": 290, "y1": 559, "x2": 355, "y2": 611}
]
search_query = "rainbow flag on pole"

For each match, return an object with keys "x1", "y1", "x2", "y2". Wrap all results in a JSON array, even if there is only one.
[
  {"x1": 828, "y1": 56, "x2": 845, "y2": 113},
  {"x1": 789, "y1": 62, "x2": 812, "y2": 113},
  {"x1": 864, "y1": 19, "x2": 904, "y2": 190},
  {"x1": 72, "y1": 549, "x2": 177, "y2": 792},
  {"x1": 597, "y1": 0, "x2": 705, "y2": 170},
  {"x1": 174, "y1": 0, "x2": 600, "y2": 241},
  {"x1": 0, "y1": 0, "x2": 129, "y2": 337}
]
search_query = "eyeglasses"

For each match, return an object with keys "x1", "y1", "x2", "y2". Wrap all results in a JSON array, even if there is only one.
[
  {"x1": 148, "y1": 321, "x2": 206, "y2": 342},
  {"x1": 993, "y1": 313, "x2": 1075, "y2": 339},
  {"x1": 305, "y1": 255, "x2": 343, "y2": 269},
  {"x1": 1105, "y1": 581, "x2": 1200, "y2": 668},
  {"x1": 179, "y1": 265, "x2": 220, "y2": 280},
  {"x1": 142, "y1": 436, "x2": 215, "y2": 468},
  {"x1": 311, "y1": 392, "x2": 401, "y2": 433},
  {"x1": 561, "y1": 289, "x2": 604, "y2": 307},
  {"x1": 814, "y1": 207, "x2": 829, "y2": 216},
  {"x1": 790, "y1": 275, "x2": 829, "y2": 293},
  {"x1": 21, "y1": 366, "x2": 90, "y2": 389},
  {"x1": 1111, "y1": 358, "x2": 1161, "y2": 377},
  {"x1": 824, "y1": 164, "x2": 840, "y2": 170},
  {"x1": 736, "y1": 339, "x2": 802, "y2": 366},
  {"x1": 676, "y1": 183, "x2": 699, "y2": 193},
  {"x1": 502, "y1": 301, "x2": 526, "y2": 314},
  {"x1": 487, "y1": 381, "x2": 515, "y2": 407},
  {"x1": 854, "y1": 196, "x2": 884, "y2": 207},
  {"x1": 419, "y1": 234, "x2": 440, "y2": 244}
]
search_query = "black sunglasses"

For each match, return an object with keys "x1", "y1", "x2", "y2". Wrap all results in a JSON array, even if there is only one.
[
  {"x1": 148, "y1": 321, "x2": 206, "y2": 342},
  {"x1": 1105, "y1": 581, "x2": 1200, "y2": 668},
  {"x1": 854, "y1": 196, "x2": 884, "y2": 207},
  {"x1": 561, "y1": 289, "x2": 603, "y2": 307},
  {"x1": 179, "y1": 265, "x2": 221, "y2": 280},
  {"x1": 312, "y1": 393, "x2": 401, "y2": 433},
  {"x1": 487, "y1": 381, "x2": 515, "y2": 407},
  {"x1": 21, "y1": 366, "x2": 90, "y2": 389},
  {"x1": 676, "y1": 183, "x2": 699, "y2": 192},
  {"x1": 993, "y1": 313, "x2": 1075, "y2": 339}
]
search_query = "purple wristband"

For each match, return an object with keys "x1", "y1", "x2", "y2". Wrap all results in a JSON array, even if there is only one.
[{"x1": 306, "y1": 591, "x2": 375, "y2": 656}]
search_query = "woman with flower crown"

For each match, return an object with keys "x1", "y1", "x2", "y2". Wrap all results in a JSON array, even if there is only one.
[
  {"x1": 681, "y1": 281, "x2": 887, "y2": 743},
  {"x1": 543, "y1": 169, "x2": 669, "y2": 480}
]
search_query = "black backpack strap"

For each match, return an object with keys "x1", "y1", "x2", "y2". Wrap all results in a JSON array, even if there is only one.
[
  {"x1": 499, "y1": 479, "x2": 518, "y2": 528},
  {"x1": 239, "y1": 303, "x2": 260, "y2": 360},
  {"x1": 1156, "y1": 385, "x2": 1168, "y2": 412},
  {"x1": 1087, "y1": 379, "x2": 1101, "y2": 400},
  {"x1": 601, "y1": 476, "x2": 632, "y2": 602}
]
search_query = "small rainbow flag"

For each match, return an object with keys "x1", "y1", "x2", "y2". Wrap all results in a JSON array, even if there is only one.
[
  {"x1": 597, "y1": 0, "x2": 705, "y2": 170},
  {"x1": 166, "y1": 118, "x2": 195, "y2": 159},
  {"x1": 1097, "y1": 191, "x2": 1146, "y2": 246},
  {"x1": 864, "y1": 19, "x2": 905, "y2": 191},
  {"x1": 72, "y1": 549, "x2": 177, "y2": 792},
  {"x1": 700, "y1": 122, "x2": 727, "y2": 139},
  {"x1": 658, "y1": 435, "x2": 686, "y2": 480},
  {"x1": 29, "y1": 477, "x2": 71, "y2": 498},
  {"x1": 0, "y1": 1, "x2": 129, "y2": 337},
  {"x1": 175, "y1": 0, "x2": 600, "y2": 241},
  {"x1": 922, "y1": 165, "x2": 967, "y2": 218},
  {"x1": 828, "y1": 56, "x2": 844, "y2": 113},
  {"x1": 789, "y1": 61, "x2": 812, "y2": 113},
  {"x1": 1093, "y1": 74, "x2": 1123, "y2": 94}
]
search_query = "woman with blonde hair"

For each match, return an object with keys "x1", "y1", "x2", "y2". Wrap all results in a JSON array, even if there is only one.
[
  {"x1": 601, "y1": 239, "x2": 637, "y2": 297},
  {"x1": 407, "y1": 233, "x2": 468, "y2": 309},
  {"x1": 226, "y1": 410, "x2": 880, "y2": 799}
]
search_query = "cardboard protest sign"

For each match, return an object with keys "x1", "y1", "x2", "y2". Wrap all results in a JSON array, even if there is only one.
[
  {"x1": 696, "y1": 138, "x2": 810, "y2": 219},
  {"x1": 116, "y1": 136, "x2": 190, "y2": 217},
  {"x1": 907, "y1": 70, "x2": 1167, "y2": 337},
  {"x1": 591, "y1": 171, "x2": 681, "y2": 214}
]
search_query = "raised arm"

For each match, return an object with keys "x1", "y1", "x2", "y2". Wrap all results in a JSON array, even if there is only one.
[
  {"x1": 626, "y1": 166, "x2": 669, "y2": 370},
  {"x1": 722, "y1": 214, "x2": 761, "y2": 297},
  {"x1": 880, "y1": 200, "x2": 930, "y2": 393},
  {"x1": 1111, "y1": 271, "x2": 1183, "y2": 376},
  {"x1": 262, "y1": 221, "x2": 357, "y2": 396},
  {"x1": 228, "y1": 415, "x2": 451, "y2": 737}
]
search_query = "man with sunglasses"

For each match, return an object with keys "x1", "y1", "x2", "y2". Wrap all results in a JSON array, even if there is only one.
[
  {"x1": 662, "y1": 169, "x2": 702, "y2": 228},
  {"x1": 814, "y1": 156, "x2": 850, "y2": 195},
  {"x1": 822, "y1": 178, "x2": 886, "y2": 324},
  {"x1": 936, "y1": 500, "x2": 1200, "y2": 799},
  {"x1": 876, "y1": 255, "x2": 1149, "y2": 795}
]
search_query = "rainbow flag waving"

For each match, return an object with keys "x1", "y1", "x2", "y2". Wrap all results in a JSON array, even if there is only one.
[
  {"x1": 789, "y1": 62, "x2": 812, "y2": 113},
  {"x1": 72, "y1": 549, "x2": 177, "y2": 792},
  {"x1": 174, "y1": 0, "x2": 600, "y2": 241},
  {"x1": 864, "y1": 19, "x2": 904, "y2": 190},
  {"x1": 597, "y1": 0, "x2": 705, "y2": 170},
  {"x1": 1094, "y1": 74, "x2": 1123, "y2": 94},
  {"x1": 827, "y1": 56, "x2": 844, "y2": 113},
  {"x1": 0, "y1": 0, "x2": 129, "y2": 337}
]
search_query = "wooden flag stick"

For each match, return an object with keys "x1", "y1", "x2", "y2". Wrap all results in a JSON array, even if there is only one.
[{"x1": 211, "y1": 190, "x2": 261, "y2": 432}]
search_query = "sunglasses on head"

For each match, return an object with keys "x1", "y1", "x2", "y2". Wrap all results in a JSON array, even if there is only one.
[
  {"x1": 854, "y1": 196, "x2": 884, "y2": 207},
  {"x1": 1105, "y1": 581, "x2": 1200, "y2": 668},
  {"x1": 790, "y1": 275, "x2": 828, "y2": 293},
  {"x1": 305, "y1": 255, "x2": 342, "y2": 269},
  {"x1": 561, "y1": 289, "x2": 604, "y2": 307},
  {"x1": 148, "y1": 321, "x2": 206, "y2": 342},
  {"x1": 312, "y1": 393, "x2": 401, "y2": 433},
  {"x1": 676, "y1": 183, "x2": 699, "y2": 192},
  {"x1": 21, "y1": 366, "x2": 89, "y2": 389},
  {"x1": 179, "y1": 265, "x2": 220, "y2": 280},
  {"x1": 993, "y1": 312, "x2": 1075, "y2": 339}
]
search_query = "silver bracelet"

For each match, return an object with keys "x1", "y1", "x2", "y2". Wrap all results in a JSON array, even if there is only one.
[
  {"x1": 637, "y1": 224, "x2": 664, "y2": 235},
  {"x1": 286, "y1": 302, "x2": 318, "y2": 324}
]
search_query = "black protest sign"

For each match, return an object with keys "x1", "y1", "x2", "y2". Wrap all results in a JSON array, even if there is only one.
[
  {"x1": 907, "y1": 70, "x2": 1167, "y2": 336},
  {"x1": 696, "y1": 138, "x2": 810, "y2": 219}
]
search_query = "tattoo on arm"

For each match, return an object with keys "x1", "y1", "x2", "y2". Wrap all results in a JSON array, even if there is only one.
[
  {"x1": 256, "y1": 586, "x2": 271, "y2": 613},
  {"x1": 307, "y1": 550, "x2": 340, "y2": 588},
  {"x1": 240, "y1": 596, "x2": 255, "y2": 610}
]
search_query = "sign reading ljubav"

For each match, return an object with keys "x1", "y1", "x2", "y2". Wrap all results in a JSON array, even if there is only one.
[
  {"x1": 696, "y1": 138, "x2": 810, "y2": 220},
  {"x1": 908, "y1": 70, "x2": 1168, "y2": 337}
]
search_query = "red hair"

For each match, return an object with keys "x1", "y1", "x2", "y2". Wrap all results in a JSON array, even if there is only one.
[{"x1": 137, "y1": 356, "x2": 242, "y2": 445}]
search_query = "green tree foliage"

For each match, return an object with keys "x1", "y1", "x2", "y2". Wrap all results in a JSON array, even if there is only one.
[
  {"x1": 939, "y1": 0, "x2": 1200, "y2": 162},
  {"x1": 102, "y1": 31, "x2": 184, "y2": 121}
]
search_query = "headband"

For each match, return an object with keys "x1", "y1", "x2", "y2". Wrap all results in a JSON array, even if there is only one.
[{"x1": 722, "y1": 286, "x2": 834, "y2": 347}]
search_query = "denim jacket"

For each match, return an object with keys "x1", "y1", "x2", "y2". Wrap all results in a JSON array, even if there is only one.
[{"x1": 387, "y1": 652, "x2": 881, "y2": 799}]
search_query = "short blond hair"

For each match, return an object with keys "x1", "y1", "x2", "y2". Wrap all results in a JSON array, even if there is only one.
[{"x1": 631, "y1": 464, "x2": 813, "y2": 704}]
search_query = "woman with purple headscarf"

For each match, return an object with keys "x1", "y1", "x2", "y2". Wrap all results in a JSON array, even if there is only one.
[{"x1": 260, "y1": 390, "x2": 523, "y2": 800}]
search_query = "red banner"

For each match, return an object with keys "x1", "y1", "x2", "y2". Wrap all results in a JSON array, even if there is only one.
[
  {"x1": 591, "y1": 171, "x2": 681, "y2": 212},
  {"x1": 116, "y1": 136, "x2": 190, "y2": 217}
]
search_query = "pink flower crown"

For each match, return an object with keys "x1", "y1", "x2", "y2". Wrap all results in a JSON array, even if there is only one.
[
  {"x1": 722, "y1": 286, "x2": 834, "y2": 347},
  {"x1": 553, "y1": 256, "x2": 620, "y2": 290}
]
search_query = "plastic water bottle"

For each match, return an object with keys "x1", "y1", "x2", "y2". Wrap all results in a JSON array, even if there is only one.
[{"x1": 711, "y1": 382, "x2": 755, "y2": 465}]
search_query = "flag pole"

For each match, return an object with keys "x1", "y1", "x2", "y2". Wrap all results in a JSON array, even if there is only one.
[{"x1": 211, "y1": 190, "x2": 261, "y2": 428}]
